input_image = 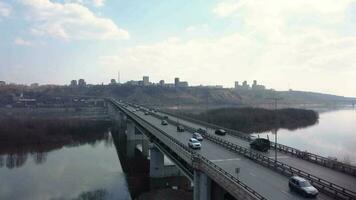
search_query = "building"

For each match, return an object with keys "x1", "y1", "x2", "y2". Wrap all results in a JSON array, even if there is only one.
[
  {"x1": 251, "y1": 80, "x2": 266, "y2": 90},
  {"x1": 30, "y1": 83, "x2": 39, "y2": 88},
  {"x1": 143, "y1": 76, "x2": 149, "y2": 86},
  {"x1": 159, "y1": 80, "x2": 165, "y2": 86},
  {"x1": 126, "y1": 80, "x2": 139, "y2": 85},
  {"x1": 178, "y1": 81, "x2": 188, "y2": 87},
  {"x1": 110, "y1": 79, "x2": 117, "y2": 85},
  {"x1": 174, "y1": 78, "x2": 180, "y2": 87},
  {"x1": 234, "y1": 81, "x2": 239, "y2": 89},
  {"x1": 242, "y1": 81, "x2": 250, "y2": 89},
  {"x1": 0, "y1": 81, "x2": 5, "y2": 86},
  {"x1": 70, "y1": 80, "x2": 77, "y2": 87},
  {"x1": 78, "y1": 79, "x2": 86, "y2": 87}
]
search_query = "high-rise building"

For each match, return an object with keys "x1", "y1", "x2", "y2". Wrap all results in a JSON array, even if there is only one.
[
  {"x1": 78, "y1": 79, "x2": 86, "y2": 87},
  {"x1": 143, "y1": 76, "x2": 149, "y2": 86},
  {"x1": 70, "y1": 80, "x2": 77, "y2": 87},
  {"x1": 234, "y1": 81, "x2": 239, "y2": 88},
  {"x1": 174, "y1": 77, "x2": 180, "y2": 87},
  {"x1": 242, "y1": 80, "x2": 250, "y2": 89}
]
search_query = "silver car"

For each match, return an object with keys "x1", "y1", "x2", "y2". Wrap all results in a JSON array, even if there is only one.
[
  {"x1": 188, "y1": 138, "x2": 201, "y2": 149},
  {"x1": 289, "y1": 176, "x2": 318, "y2": 198},
  {"x1": 192, "y1": 132, "x2": 203, "y2": 141}
]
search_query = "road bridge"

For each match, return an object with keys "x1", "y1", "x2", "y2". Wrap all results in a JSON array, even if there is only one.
[{"x1": 108, "y1": 99, "x2": 355, "y2": 200}]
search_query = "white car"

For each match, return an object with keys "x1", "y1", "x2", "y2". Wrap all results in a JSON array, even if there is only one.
[
  {"x1": 192, "y1": 132, "x2": 203, "y2": 141},
  {"x1": 188, "y1": 138, "x2": 201, "y2": 149}
]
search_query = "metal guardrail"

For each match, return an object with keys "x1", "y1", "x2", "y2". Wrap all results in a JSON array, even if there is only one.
[
  {"x1": 161, "y1": 111, "x2": 356, "y2": 177},
  {"x1": 108, "y1": 99, "x2": 267, "y2": 200},
  {"x1": 200, "y1": 132, "x2": 356, "y2": 200}
]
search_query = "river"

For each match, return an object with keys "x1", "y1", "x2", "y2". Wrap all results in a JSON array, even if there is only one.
[{"x1": 254, "y1": 109, "x2": 356, "y2": 165}]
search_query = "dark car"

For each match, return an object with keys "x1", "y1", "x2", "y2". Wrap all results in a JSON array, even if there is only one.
[
  {"x1": 163, "y1": 115, "x2": 169, "y2": 119},
  {"x1": 215, "y1": 129, "x2": 226, "y2": 136},
  {"x1": 196, "y1": 128, "x2": 207, "y2": 134},
  {"x1": 289, "y1": 176, "x2": 318, "y2": 198},
  {"x1": 144, "y1": 111, "x2": 149, "y2": 115},
  {"x1": 177, "y1": 125, "x2": 185, "y2": 132},
  {"x1": 161, "y1": 120, "x2": 168, "y2": 125},
  {"x1": 250, "y1": 138, "x2": 270, "y2": 152}
]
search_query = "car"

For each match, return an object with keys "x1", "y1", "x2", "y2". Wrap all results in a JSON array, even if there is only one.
[
  {"x1": 250, "y1": 138, "x2": 270, "y2": 152},
  {"x1": 192, "y1": 132, "x2": 203, "y2": 141},
  {"x1": 196, "y1": 128, "x2": 207, "y2": 134},
  {"x1": 161, "y1": 120, "x2": 168, "y2": 125},
  {"x1": 144, "y1": 111, "x2": 150, "y2": 115},
  {"x1": 289, "y1": 176, "x2": 319, "y2": 198},
  {"x1": 215, "y1": 129, "x2": 226, "y2": 136},
  {"x1": 177, "y1": 125, "x2": 185, "y2": 132},
  {"x1": 163, "y1": 115, "x2": 169, "y2": 119},
  {"x1": 188, "y1": 138, "x2": 201, "y2": 149}
]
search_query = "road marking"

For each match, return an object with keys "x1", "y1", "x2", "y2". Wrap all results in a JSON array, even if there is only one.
[{"x1": 211, "y1": 158, "x2": 241, "y2": 162}]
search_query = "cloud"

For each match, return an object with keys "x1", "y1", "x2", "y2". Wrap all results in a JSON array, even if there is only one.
[
  {"x1": 14, "y1": 38, "x2": 34, "y2": 46},
  {"x1": 99, "y1": 0, "x2": 356, "y2": 96},
  {"x1": 0, "y1": 1, "x2": 11, "y2": 17},
  {"x1": 21, "y1": 0, "x2": 129, "y2": 40},
  {"x1": 92, "y1": 0, "x2": 105, "y2": 7}
]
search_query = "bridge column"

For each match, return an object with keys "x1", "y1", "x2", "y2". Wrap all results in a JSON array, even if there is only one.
[
  {"x1": 142, "y1": 135, "x2": 149, "y2": 157},
  {"x1": 194, "y1": 170, "x2": 211, "y2": 200},
  {"x1": 126, "y1": 120, "x2": 136, "y2": 158},
  {"x1": 150, "y1": 145, "x2": 164, "y2": 178}
]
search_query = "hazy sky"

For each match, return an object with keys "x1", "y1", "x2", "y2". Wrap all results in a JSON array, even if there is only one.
[{"x1": 0, "y1": 0, "x2": 356, "y2": 97}]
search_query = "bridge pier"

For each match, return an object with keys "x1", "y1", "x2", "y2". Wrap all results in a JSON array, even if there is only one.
[
  {"x1": 150, "y1": 145, "x2": 165, "y2": 178},
  {"x1": 194, "y1": 170, "x2": 211, "y2": 200}
]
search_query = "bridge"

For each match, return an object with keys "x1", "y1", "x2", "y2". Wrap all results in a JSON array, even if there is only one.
[{"x1": 107, "y1": 98, "x2": 356, "y2": 200}]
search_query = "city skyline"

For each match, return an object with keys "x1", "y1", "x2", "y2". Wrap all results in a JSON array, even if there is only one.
[{"x1": 1, "y1": 0, "x2": 356, "y2": 97}]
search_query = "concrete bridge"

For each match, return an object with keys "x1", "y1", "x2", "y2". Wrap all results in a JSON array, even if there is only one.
[{"x1": 107, "y1": 98, "x2": 356, "y2": 200}]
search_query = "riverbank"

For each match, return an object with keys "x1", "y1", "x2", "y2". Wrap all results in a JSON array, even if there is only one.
[{"x1": 183, "y1": 107, "x2": 319, "y2": 133}]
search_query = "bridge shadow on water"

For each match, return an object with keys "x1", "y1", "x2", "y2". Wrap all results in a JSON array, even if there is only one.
[{"x1": 110, "y1": 122, "x2": 193, "y2": 200}]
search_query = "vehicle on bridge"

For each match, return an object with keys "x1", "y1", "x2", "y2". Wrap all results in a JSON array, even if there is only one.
[
  {"x1": 144, "y1": 111, "x2": 150, "y2": 115},
  {"x1": 215, "y1": 129, "x2": 227, "y2": 136},
  {"x1": 249, "y1": 137, "x2": 270, "y2": 152},
  {"x1": 188, "y1": 138, "x2": 201, "y2": 149},
  {"x1": 289, "y1": 176, "x2": 319, "y2": 198},
  {"x1": 193, "y1": 132, "x2": 203, "y2": 141},
  {"x1": 196, "y1": 128, "x2": 207, "y2": 134},
  {"x1": 177, "y1": 125, "x2": 185, "y2": 132},
  {"x1": 163, "y1": 115, "x2": 169, "y2": 119},
  {"x1": 161, "y1": 120, "x2": 168, "y2": 125}
]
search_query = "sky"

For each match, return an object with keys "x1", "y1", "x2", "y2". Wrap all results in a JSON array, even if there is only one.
[{"x1": 0, "y1": 0, "x2": 356, "y2": 97}]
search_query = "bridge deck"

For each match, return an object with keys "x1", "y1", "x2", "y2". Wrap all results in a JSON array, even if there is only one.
[
  {"x1": 161, "y1": 112, "x2": 356, "y2": 193},
  {"x1": 130, "y1": 108, "x2": 333, "y2": 200}
]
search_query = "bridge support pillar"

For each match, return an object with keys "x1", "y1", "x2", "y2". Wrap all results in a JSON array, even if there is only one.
[
  {"x1": 149, "y1": 146, "x2": 164, "y2": 178},
  {"x1": 142, "y1": 136, "x2": 149, "y2": 157},
  {"x1": 194, "y1": 170, "x2": 211, "y2": 200}
]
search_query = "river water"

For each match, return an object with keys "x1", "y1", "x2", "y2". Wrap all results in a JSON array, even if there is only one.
[
  {"x1": 0, "y1": 133, "x2": 131, "y2": 200},
  {"x1": 254, "y1": 109, "x2": 356, "y2": 165}
]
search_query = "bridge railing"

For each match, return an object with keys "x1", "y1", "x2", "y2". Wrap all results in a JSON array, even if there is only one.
[
  {"x1": 200, "y1": 132, "x2": 356, "y2": 200},
  {"x1": 147, "y1": 110, "x2": 356, "y2": 200},
  {"x1": 160, "y1": 110, "x2": 356, "y2": 177},
  {"x1": 109, "y1": 99, "x2": 267, "y2": 200},
  {"x1": 194, "y1": 154, "x2": 267, "y2": 200}
]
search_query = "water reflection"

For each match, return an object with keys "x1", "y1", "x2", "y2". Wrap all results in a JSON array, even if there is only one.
[{"x1": 255, "y1": 109, "x2": 356, "y2": 165}]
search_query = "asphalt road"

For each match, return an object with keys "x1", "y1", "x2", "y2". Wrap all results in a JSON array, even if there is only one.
[
  {"x1": 122, "y1": 105, "x2": 333, "y2": 200},
  {"x1": 160, "y1": 112, "x2": 356, "y2": 192}
]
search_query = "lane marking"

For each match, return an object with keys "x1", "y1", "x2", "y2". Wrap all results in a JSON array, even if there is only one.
[{"x1": 211, "y1": 158, "x2": 241, "y2": 162}]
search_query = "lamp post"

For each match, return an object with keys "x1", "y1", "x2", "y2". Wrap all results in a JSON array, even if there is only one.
[{"x1": 267, "y1": 96, "x2": 282, "y2": 162}]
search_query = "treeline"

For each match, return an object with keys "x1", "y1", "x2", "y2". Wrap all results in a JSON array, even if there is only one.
[{"x1": 184, "y1": 107, "x2": 319, "y2": 133}]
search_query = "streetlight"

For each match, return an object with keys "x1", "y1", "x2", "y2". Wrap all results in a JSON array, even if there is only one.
[{"x1": 267, "y1": 96, "x2": 282, "y2": 162}]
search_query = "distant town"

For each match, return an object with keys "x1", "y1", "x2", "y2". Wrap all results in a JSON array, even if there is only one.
[{"x1": 1, "y1": 75, "x2": 267, "y2": 91}]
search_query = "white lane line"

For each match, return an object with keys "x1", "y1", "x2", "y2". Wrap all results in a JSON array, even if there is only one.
[{"x1": 211, "y1": 158, "x2": 241, "y2": 162}]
